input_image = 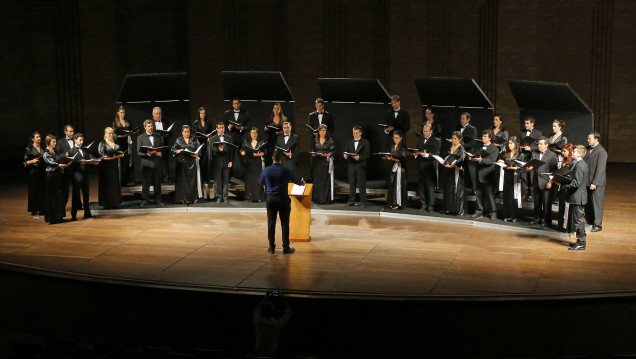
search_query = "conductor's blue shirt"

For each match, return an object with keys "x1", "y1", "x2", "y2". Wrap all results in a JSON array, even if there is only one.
[{"x1": 259, "y1": 163, "x2": 303, "y2": 195}]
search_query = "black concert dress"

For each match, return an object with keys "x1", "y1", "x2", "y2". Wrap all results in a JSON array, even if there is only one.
[
  {"x1": 113, "y1": 122, "x2": 136, "y2": 185},
  {"x1": 98, "y1": 141, "x2": 122, "y2": 209},
  {"x1": 264, "y1": 121, "x2": 283, "y2": 167},
  {"x1": 23, "y1": 144, "x2": 46, "y2": 215},
  {"x1": 499, "y1": 153, "x2": 521, "y2": 220},
  {"x1": 386, "y1": 144, "x2": 407, "y2": 208},
  {"x1": 192, "y1": 120, "x2": 213, "y2": 183},
  {"x1": 241, "y1": 139, "x2": 266, "y2": 202},
  {"x1": 172, "y1": 136, "x2": 202, "y2": 203},
  {"x1": 311, "y1": 138, "x2": 335, "y2": 204},
  {"x1": 43, "y1": 149, "x2": 66, "y2": 224},
  {"x1": 441, "y1": 146, "x2": 466, "y2": 215}
]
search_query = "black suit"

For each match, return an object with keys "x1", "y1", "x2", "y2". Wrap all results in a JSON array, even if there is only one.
[
  {"x1": 531, "y1": 150, "x2": 558, "y2": 225},
  {"x1": 415, "y1": 136, "x2": 441, "y2": 209},
  {"x1": 308, "y1": 111, "x2": 335, "y2": 134},
  {"x1": 137, "y1": 132, "x2": 164, "y2": 202},
  {"x1": 68, "y1": 146, "x2": 93, "y2": 218},
  {"x1": 276, "y1": 134, "x2": 300, "y2": 176},
  {"x1": 343, "y1": 137, "x2": 371, "y2": 205},
  {"x1": 210, "y1": 133, "x2": 235, "y2": 201},
  {"x1": 56, "y1": 136, "x2": 76, "y2": 210},
  {"x1": 520, "y1": 128, "x2": 542, "y2": 197},
  {"x1": 224, "y1": 109, "x2": 251, "y2": 147},
  {"x1": 457, "y1": 124, "x2": 478, "y2": 194},
  {"x1": 473, "y1": 143, "x2": 500, "y2": 216},
  {"x1": 384, "y1": 108, "x2": 410, "y2": 136},
  {"x1": 565, "y1": 159, "x2": 589, "y2": 242},
  {"x1": 584, "y1": 143, "x2": 607, "y2": 228}
]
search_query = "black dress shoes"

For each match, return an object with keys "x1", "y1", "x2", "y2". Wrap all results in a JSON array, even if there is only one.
[
  {"x1": 84, "y1": 213, "x2": 94, "y2": 219},
  {"x1": 360, "y1": 203, "x2": 367, "y2": 208},
  {"x1": 427, "y1": 206, "x2": 434, "y2": 213},
  {"x1": 157, "y1": 202, "x2": 165, "y2": 206},
  {"x1": 530, "y1": 218, "x2": 541, "y2": 225},
  {"x1": 216, "y1": 198, "x2": 222, "y2": 204},
  {"x1": 591, "y1": 225, "x2": 602, "y2": 232},
  {"x1": 282, "y1": 247, "x2": 295, "y2": 254},
  {"x1": 345, "y1": 202, "x2": 355, "y2": 207},
  {"x1": 71, "y1": 216, "x2": 78, "y2": 221},
  {"x1": 490, "y1": 213, "x2": 497, "y2": 221},
  {"x1": 471, "y1": 213, "x2": 483, "y2": 220},
  {"x1": 267, "y1": 247, "x2": 275, "y2": 254},
  {"x1": 140, "y1": 200, "x2": 148, "y2": 207},
  {"x1": 569, "y1": 242, "x2": 586, "y2": 250}
]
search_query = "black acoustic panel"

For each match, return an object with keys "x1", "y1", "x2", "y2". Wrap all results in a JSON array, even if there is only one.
[
  {"x1": 117, "y1": 73, "x2": 189, "y2": 102},
  {"x1": 221, "y1": 71, "x2": 294, "y2": 102},
  {"x1": 508, "y1": 80, "x2": 592, "y2": 113},
  {"x1": 519, "y1": 109, "x2": 593, "y2": 148},
  {"x1": 318, "y1": 78, "x2": 391, "y2": 104},
  {"x1": 414, "y1": 77, "x2": 493, "y2": 108}
]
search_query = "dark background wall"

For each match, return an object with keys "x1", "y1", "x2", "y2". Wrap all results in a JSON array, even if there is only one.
[{"x1": 2, "y1": 0, "x2": 634, "y2": 163}]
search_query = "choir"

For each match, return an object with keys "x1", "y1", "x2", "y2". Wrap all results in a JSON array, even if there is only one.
[{"x1": 25, "y1": 99, "x2": 607, "y2": 250}]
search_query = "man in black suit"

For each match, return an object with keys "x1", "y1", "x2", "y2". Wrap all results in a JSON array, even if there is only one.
[
  {"x1": 210, "y1": 122, "x2": 235, "y2": 204},
  {"x1": 137, "y1": 119, "x2": 165, "y2": 206},
  {"x1": 584, "y1": 132, "x2": 607, "y2": 232},
  {"x1": 224, "y1": 98, "x2": 251, "y2": 148},
  {"x1": 56, "y1": 124, "x2": 75, "y2": 211},
  {"x1": 276, "y1": 122, "x2": 300, "y2": 176},
  {"x1": 343, "y1": 126, "x2": 371, "y2": 208},
  {"x1": 307, "y1": 98, "x2": 335, "y2": 135},
  {"x1": 456, "y1": 112, "x2": 478, "y2": 195},
  {"x1": 520, "y1": 116, "x2": 542, "y2": 201},
  {"x1": 471, "y1": 130, "x2": 500, "y2": 220},
  {"x1": 556, "y1": 145, "x2": 589, "y2": 250},
  {"x1": 413, "y1": 124, "x2": 441, "y2": 213},
  {"x1": 68, "y1": 133, "x2": 98, "y2": 220},
  {"x1": 152, "y1": 107, "x2": 172, "y2": 183},
  {"x1": 526, "y1": 137, "x2": 558, "y2": 227},
  {"x1": 383, "y1": 95, "x2": 410, "y2": 137}
]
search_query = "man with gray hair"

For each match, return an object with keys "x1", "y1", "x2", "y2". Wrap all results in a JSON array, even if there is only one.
[{"x1": 137, "y1": 119, "x2": 165, "y2": 206}]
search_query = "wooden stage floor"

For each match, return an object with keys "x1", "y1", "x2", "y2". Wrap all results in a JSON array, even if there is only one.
[{"x1": 1, "y1": 165, "x2": 635, "y2": 300}]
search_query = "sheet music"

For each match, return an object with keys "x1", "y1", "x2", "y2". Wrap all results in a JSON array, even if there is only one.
[
  {"x1": 290, "y1": 184, "x2": 306, "y2": 195},
  {"x1": 431, "y1": 155, "x2": 445, "y2": 165}
]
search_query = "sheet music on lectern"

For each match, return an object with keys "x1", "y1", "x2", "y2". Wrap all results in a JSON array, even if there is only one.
[{"x1": 291, "y1": 184, "x2": 306, "y2": 195}]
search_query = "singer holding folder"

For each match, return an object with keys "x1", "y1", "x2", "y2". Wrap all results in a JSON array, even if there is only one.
[
  {"x1": 137, "y1": 119, "x2": 165, "y2": 207},
  {"x1": 172, "y1": 125, "x2": 202, "y2": 205},
  {"x1": 343, "y1": 126, "x2": 370, "y2": 207},
  {"x1": 98, "y1": 127, "x2": 125, "y2": 209},
  {"x1": 240, "y1": 128, "x2": 267, "y2": 202},
  {"x1": 259, "y1": 150, "x2": 305, "y2": 254}
]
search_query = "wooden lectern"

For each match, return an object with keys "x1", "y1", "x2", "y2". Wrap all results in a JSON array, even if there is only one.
[{"x1": 288, "y1": 183, "x2": 312, "y2": 242}]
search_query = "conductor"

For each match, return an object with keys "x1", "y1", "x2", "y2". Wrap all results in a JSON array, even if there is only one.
[{"x1": 259, "y1": 150, "x2": 305, "y2": 254}]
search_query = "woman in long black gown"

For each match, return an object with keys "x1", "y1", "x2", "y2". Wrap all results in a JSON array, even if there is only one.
[
  {"x1": 192, "y1": 106, "x2": 213, "y2": 186},
  {"x1": 24, "y1": 131, "x2": 46, "y2": 218},
  {"x1": 240, "y1": 128, "x2": 266, "y2": 202},
  {"x1": 384, "y1": 130, "x2": 407, "y2": 210},
  {"x1": 98, "y1": 127, "x2": 125, "y2": 209},
  {"x1": 441, "y1": 131, "x2": 466, "y2": 215},
  {"x1": 42, "y1": 135, "x2": 71, "y2": 224},
  {"x1": 263, "y1": 103, "x2": 285, "y2": 166},
  {"x1": 497, "y1": 137, "x2": 521, "y2": 222},
  {"x1": 311, "y1": 124, "x2": 335, "y2": 205},
  {"x1": 172, "y1": 125, "x2": 201, "y2": 205},
  {"x1": 112, "y1": 106, "x2": 137, "y2": 186}
]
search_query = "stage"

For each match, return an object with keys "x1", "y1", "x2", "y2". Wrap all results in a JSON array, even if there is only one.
[{"x1": 1, "y1": 163, "x2": 635, "y2": 300}]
